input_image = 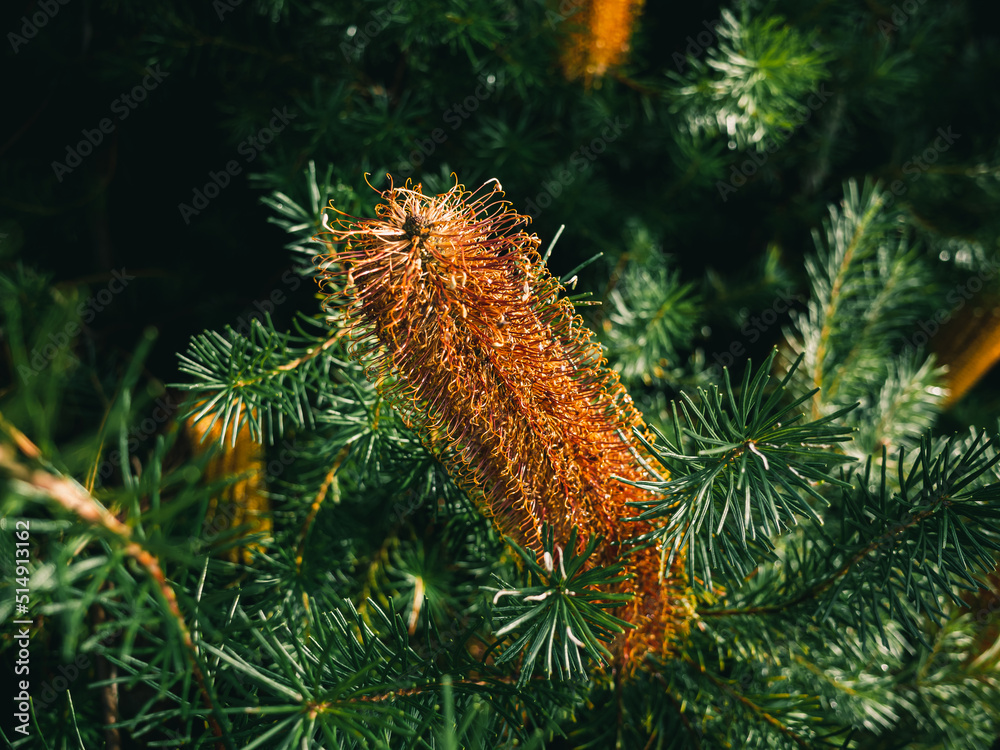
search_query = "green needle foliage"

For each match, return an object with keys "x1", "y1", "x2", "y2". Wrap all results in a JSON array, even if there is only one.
[
  {"x1": 669, "y1": 6, "x2": 832, "y2": 152},
  {"x1": 820, "y1": 435, "x2": 1000, "y2": 645},
  {"x1": 488, "y1": 527, "x2": 633, "y2": 687},
  {"x1": 626, "y1": 351, "x2": 855, "y2": 587},
  {"x1": 601, "y1": 257, "x2": 701, "y2": 385},
  {"x1": 784, "y1": 180, "x2": 945, "y2": 446},
  {"x1": 4, "y1": 176, "x2": 1000, "y2": 748}
]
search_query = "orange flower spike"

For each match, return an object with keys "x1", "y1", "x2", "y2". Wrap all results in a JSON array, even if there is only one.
[
  {"x1": 317, "y1": 177, "x2": 691, "y2": 668},
  {"x1": 561, "y1": 0, "x2": 645, "y2": 82}
]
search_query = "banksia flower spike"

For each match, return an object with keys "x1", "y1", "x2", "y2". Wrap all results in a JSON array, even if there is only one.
[
  {"x1": 316, "y1": 177, "x2": 691, "y2": 669},
  {"x1": 184, "y1": 402, "x2": 271, "y2": 564},
  {"x1": 933, "y1": 294, "x2": 1000, "y2": 408},
  {"x1": 560, "y1": 0, "x2": 645, "y2": 83}
]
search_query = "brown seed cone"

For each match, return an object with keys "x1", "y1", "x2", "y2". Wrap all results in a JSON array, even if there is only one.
[{"x1": 316, "y1": 177, "x2": 691, "y2": 669}]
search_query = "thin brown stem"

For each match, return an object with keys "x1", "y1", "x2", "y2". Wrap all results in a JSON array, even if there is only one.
[
  {"x1": 275, "y1": 334, "x2": 342, "y2": 372},
  {"x1": 92, "y1": 606, "x2": 121, "y2": 750},
  {"x1": 701, "y1": 503, "x2": 939, "y2": 618},
  {"x1": 295, "y1": 445, "x2": 350, "y2": 570},
  {"x1": 810, "y1": 194, "x2": 883, "y2": 418},
  {"x1": 0, "y1": 436, "x2": 230, "y2": 748},
  {"x1": 683, "y1": 655, "x2": 812, "y2": 748}
]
